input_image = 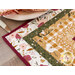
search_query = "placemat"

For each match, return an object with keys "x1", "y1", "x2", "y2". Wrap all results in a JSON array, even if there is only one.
[
  {"x1": 2, "y1": 9, "x2": 63, "y2": 66},
  {"x1": 23, "y1": 9, "x2": 75, "y2": 66}
]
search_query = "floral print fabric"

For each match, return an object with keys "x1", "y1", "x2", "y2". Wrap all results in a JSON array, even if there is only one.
[{"x1": 5, "y1": 9, "x2": 63, "y2": 66}]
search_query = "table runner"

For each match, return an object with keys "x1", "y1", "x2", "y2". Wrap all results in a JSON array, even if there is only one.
[{"x1": 2, "y1": 9, "x2": 64, "y2": 66}]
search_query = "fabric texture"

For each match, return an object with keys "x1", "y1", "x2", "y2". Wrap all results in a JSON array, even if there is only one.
[{"x1": 3, "y1": 9, "x2": 63, "y2": 66}]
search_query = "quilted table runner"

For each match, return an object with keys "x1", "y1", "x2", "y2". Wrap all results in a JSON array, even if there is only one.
[
  {"x1": 23, "y1": 9, "x2": 75, "y2": 66},
  {"x1": 3, "y1": 9, "x2": 74, "y2": 66}
]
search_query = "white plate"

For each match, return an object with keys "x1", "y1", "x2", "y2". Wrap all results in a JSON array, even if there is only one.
[{"x1": 3, "y1": 11, "x2": 48, "y2": 21}]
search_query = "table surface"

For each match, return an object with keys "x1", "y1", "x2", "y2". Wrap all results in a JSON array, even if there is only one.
[{"x1": 0, "y1": 17, "x2": 26, "y2": 66}]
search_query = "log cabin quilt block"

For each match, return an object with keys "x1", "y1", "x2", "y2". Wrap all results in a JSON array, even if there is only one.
[{"x1": 23, "y1": 9, "x2": 75, "y2": 66}]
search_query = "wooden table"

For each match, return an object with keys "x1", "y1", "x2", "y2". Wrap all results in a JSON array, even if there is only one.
[{"x1": 0, "y1": 17, "x2": 26, "y2": 66}]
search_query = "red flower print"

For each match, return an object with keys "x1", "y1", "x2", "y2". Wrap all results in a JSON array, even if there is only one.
[
  {"x1": 52, "y1": 9, "x2": 58, "y2": 11},
  {"x1": 40, "y1": 64, "x2": 48, "y2": 66},
  {"x1": 19, "y1": 43, "x2": 27, "y2": 50},
  {"x1": 23, "y1": 55, "x2": 31, "y2": 61},
  {"x1": 9, "y1": 32, "x2": 16, "y2": 39},
  {"x1": 38, "y1": 22, "x2": 44, "y2": 27},
  {"x1": 23, "y1": 24, "x2": 29, "y2": 28},
  {"x1": 72, "y1": 37, "x2": 75, "y2": 41},
  {"x1": 16, "y1": 34, "x2": 21, "y2": 39}
]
